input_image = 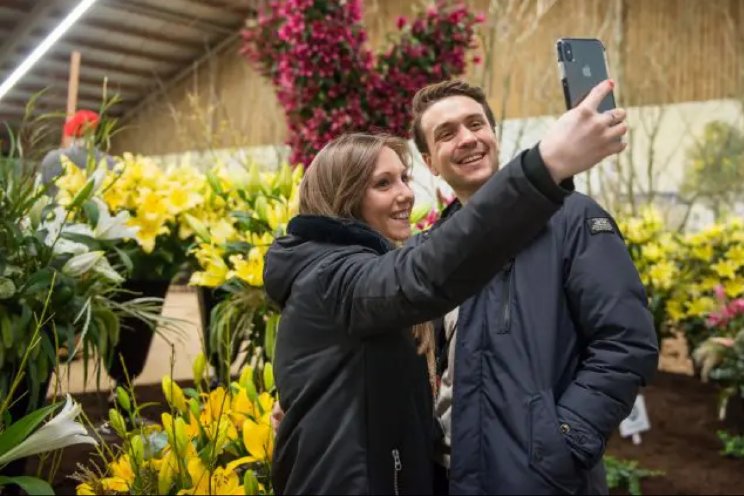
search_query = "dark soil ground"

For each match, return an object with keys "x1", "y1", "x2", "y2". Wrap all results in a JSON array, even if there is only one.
[
  {"x1": 8, "y1": 372, "x2": 744, "y2": 495},
  {"x1": 606, "y1": 371, "x2": 744, "y2": 495}
]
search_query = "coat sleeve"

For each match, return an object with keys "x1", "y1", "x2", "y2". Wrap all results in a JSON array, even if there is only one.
[
  {"x1": 556, "y1": 196, "x2": 659, "y2": 469},
  {"x1": 317, "y1": 149, "x2": 567, "y2": 337}
]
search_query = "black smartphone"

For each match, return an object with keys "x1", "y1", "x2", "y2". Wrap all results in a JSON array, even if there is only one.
[{"x1": 556, "y1": 38, "x2": 615, "y2": 112}]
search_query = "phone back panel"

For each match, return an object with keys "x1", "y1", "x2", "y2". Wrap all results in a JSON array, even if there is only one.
[{"x1": 557, "y1": 38, "x2": 615, "y2": 112}]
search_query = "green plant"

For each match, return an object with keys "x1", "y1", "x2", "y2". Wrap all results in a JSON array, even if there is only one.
[
  {"x1": 604, "y1": 456, "x2": 663, "y2": 495},
  {"x1": 718, "y1": 430, "x2": 744, "y2": 459}
]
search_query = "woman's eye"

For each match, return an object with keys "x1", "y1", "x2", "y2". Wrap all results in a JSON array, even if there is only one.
[
  {"x1": 376, "y1": 179, "x2": 390, "y2": 188},
  {"x1": 402, "y1": 174, "x2": 411, "y2": 184}
]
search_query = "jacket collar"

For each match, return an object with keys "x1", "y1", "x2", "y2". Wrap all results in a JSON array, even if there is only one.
[{"x1": 287, "y1": 215, "x2": 393, "y2": 255}]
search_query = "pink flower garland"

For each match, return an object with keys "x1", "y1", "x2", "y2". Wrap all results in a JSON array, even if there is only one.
[{"x1": 242, "y1": 0, "x2": 483, "y2": 167}]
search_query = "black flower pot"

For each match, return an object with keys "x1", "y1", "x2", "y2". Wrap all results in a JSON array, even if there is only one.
[{"x1": 106, "y1": 279, "x2": 171, "y2": 385}]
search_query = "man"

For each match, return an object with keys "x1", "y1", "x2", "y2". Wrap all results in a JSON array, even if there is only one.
[{"x1": 412, "y1": 79, "x2": 659, "y2": 494}]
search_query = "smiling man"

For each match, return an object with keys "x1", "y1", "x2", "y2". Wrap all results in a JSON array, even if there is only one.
[{"x1": 411, "y1": 80, "x2": 659, "y2": 495}]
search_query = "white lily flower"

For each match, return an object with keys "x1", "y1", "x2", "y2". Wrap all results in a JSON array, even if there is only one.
[
  {"x1": 92, "y1": 198, "x2": 139, "y2": 240},
  {"x1": 41, "y1": 207, "x2": 68, "y2": 246},
  {"x1": 0, "y1": 395, "x2": 97, "y2": 466},
  {"x1": 92, "y1": 256, "x2": 125, "y2": 283},
  {"x1": 52, "y1": 238, "x2": 90, "y2": 256},
  {"x1": 62, "y1": 251, "x2": 104, "y2": 277}
]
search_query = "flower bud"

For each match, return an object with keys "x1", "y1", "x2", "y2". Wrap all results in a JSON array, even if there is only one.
[
  {"x1": 108, "y1": 409, "x2": 127, "y2": 437},
  {"x1": 116, "y1": 387, "x2": 131, "y2": 412}
]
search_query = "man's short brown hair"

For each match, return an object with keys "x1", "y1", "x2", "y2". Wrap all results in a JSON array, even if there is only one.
[{"x1": 411, "y1": 80, "x2": 496, "y2": 155}]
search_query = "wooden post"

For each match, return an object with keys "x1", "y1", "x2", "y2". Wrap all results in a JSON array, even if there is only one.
[{"x1": 61, "y1": 50, "x2": 81, "y2": 147}]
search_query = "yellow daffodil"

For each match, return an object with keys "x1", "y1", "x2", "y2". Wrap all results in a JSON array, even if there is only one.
[{"x1": 691, "y1": 244, "x2": 713, "y2": 262}]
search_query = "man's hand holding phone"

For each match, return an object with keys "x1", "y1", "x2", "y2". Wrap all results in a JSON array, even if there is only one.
[{"x1": 538, "y1": 79, "x2": 628, "y2": 183}]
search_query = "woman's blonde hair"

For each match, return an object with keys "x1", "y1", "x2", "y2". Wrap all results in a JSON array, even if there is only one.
[
  {"x1": 300, "y1": 133, "x2": 437, "y2": 394},
  {"x1": 300, "y1": 133, "x2": 410, "y2": 219}
]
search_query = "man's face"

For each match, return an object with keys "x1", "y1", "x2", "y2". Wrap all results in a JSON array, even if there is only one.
[{"x1": 420, "y1": 95, "x2": 499, "y2": 201}]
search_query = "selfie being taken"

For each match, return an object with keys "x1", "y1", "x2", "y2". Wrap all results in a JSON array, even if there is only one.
[{"x1": 0, "y1": 1, "x2": 742, "y2": 495}]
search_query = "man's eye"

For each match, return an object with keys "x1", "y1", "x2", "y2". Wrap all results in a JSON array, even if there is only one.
[
  {"x1": 469, "y1": 121, "x2": 484, "y2": 130},
  {"x1": 437, "y1": 131, "x2": 453, "y2": 141}
]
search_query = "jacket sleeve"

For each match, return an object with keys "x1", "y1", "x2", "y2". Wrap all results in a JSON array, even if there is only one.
[
  {"x1": 556, "y1": 197, "x2": 659, "y2": 469},
  {"x1": 318, "y1": 147, "x2": 569, "y2": 337}
]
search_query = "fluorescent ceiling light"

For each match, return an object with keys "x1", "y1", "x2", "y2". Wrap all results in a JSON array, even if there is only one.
[{"x1": 0, "y1": 0, "x2": 99, "y2": 102}]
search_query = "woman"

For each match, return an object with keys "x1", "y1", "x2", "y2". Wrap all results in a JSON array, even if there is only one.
[{"x1": 264, "y1": 133, "x2": 568, "y2": 494}]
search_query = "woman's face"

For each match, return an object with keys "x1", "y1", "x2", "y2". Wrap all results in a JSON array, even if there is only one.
[{"x1": 359, "y1": 146, "x2": 415, "y2": 242}]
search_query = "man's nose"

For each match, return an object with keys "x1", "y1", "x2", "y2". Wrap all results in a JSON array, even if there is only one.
[{"x1": 457, "y1": 127, "x2": 478, "y2": 148}]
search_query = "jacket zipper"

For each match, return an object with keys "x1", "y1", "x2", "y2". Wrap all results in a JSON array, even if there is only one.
[
  {"x1": 392, "y1": 449, "x2": 402, "y2": 496},
  {"x1": 499, "y1": 258, "x2": 514, "y2": 334}
]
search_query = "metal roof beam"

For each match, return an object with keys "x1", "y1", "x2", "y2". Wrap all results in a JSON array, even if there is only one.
[
  {"x1": 0, "y1": 0, "x2": 58, "y2": 72},
  {"x1": 107, "y1": 0, "x2": 234, "y2": 35}
]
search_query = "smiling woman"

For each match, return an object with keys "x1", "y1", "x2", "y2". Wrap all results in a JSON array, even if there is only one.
[{"x1": 261, "y1": 131, "x2": 576, "y2": 494}]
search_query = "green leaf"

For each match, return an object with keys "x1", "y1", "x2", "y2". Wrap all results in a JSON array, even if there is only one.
[
  {"x1": 68, "y1": 176, "x2": 96, "y2": 210},
  {"x1": 21, "y1": 268, "x2": 55, "y2": 296},
  {"x1": 0, "y1": 402, "x2": 59, "y2": 457},
  {"x1": 0, "y1": 476, "x2": 54, "y2": 495},
  {"x1": 82, "y1": 199, "x2": 100, "y2": 227}
]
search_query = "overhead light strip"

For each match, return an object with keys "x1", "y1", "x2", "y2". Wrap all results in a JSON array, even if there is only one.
[{"x1": 0, "y1": 0, "x2": 99, "y2": 103}]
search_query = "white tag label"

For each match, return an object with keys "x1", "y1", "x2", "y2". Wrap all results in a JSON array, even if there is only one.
[{"x1": 619, "y1": 394, "x2": 651, "y2": 438}]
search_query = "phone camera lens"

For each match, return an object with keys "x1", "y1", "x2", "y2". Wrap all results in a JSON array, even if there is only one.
[{"x1": 563, "y1": 42, "x2": 573, "y2": 62}]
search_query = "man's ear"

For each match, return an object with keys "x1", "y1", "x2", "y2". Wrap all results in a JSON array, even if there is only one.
[{"x1": 422, "y1": 153, "x2": 439, "y2": 177}]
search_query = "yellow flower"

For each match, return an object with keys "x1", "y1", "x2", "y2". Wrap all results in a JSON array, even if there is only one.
[
  {"x1": 243, "y1": 417, "x2": 274, "y2": 462},
  {"x1": 647, "y1": 261, "x2": 677, "y2": 290},
  {"x1": 726, "y1": 245, "x2": 744, "y2": 268},
  {"x1": 712, "y1": 260, "x2": 738, "y2": 279},
  {"x1": 55, "y1": 156, "x2": 89, "y2": 205},
  {"x1": 641, "y1": 242, "x2": 663, "y2": 262},
  {"x1": 76, "y1": 483, "x2": 96, "y2": 495},
  {"x1": 700, "y1": 277, "x2": 721, "y2": 292},
  {"x1": 691, "y1": 244, "x2": 713, "y2": 261},
  {"x1": 228, "y1": 248, "x2": 264, "y2": 287},
  {"x1": 128, "y1": 213, "x2": 170, "y2": 253},
  {"x1": 210, "y1": 218, "x2": 237, "y2": 245},
  {"x1": 101, "y1": 454, "x2": 135, "y2": 492},
  {"x1": 686, "y1": 297, "x2": 716, "y2": 318},
  {"x1": 179, "y1": 458, "x2": 245, "y2": 495},
  {"x1": 724, "y1": 279, "x2": 744, "y2": 298},
  {"x1": 666, "y1": 299, "x2": 685, "y2": 323},
  {"x1": 189, "y1": 244, "x2": 229, "y2": 287}
]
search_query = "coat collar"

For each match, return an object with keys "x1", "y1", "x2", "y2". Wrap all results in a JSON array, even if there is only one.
[{"x1": 287, "y1": 215, "x2": 393, "y2": 255}]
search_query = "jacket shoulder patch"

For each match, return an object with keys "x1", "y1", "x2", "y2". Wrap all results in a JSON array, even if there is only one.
[{"x1": 587, "y1": 217, "x2": 615, "y2": 235}]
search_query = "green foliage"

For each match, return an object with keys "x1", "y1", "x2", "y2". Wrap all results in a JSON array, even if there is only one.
[
  {"x1": 680, "y1": 120, "x2": 744, "y2": 219},
  {"x1": 604, "y1": 456, "x2": 663, "y2": 495},
  {"x1": 717, "y1": 430, "x2": 744, "y2": 459}
]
